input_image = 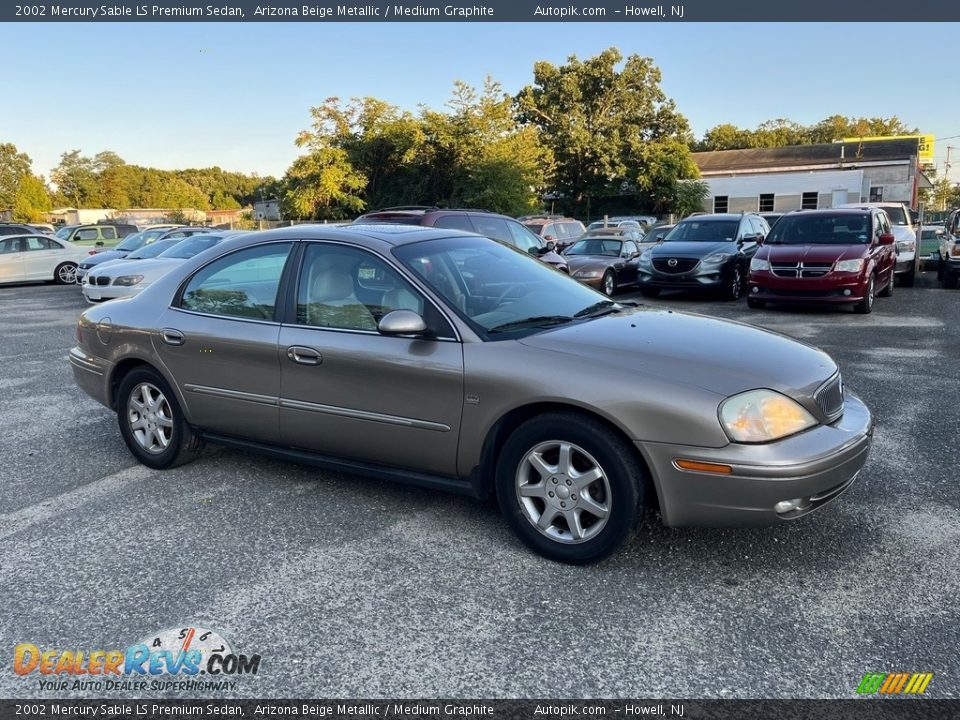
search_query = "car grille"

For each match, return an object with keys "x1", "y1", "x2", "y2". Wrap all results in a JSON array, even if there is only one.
[
  {"x1": 815, "y1": 373, "x2": 844, "y2": 421},
  {"x1": 653, "y1": 258, "x2": 699, "y2": 274},
  {"x1": 88, "y1": 276, "x2": 110, "y2": 286},
  {"x1": 771, "y1": 262, "x2": 833, "y2": 278}
]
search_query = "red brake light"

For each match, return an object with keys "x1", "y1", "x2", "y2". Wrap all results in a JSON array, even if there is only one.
[{"x1": 87, "y1": 250, "x2": 97, "y2": 255}]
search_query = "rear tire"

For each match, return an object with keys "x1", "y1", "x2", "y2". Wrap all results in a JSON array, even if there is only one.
[
  {"x1": 116, "y1": 367, "x2": 203, "y2": 469},
  {"x1": 54, "y1": 262, "x2": 78, "y2": 285},
  {"x1": 601, "y1": 271, "x2": 616, "y2": 296},
  {"x1": 854, "y1": 275, "x2": 875, "y2": 314},
  {"x1": 495, "y1": 412, "x2": 647, "y2": 564}
]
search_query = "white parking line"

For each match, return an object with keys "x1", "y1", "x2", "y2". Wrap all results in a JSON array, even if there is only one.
[{"x1": 0, "y1": 464, "x2": 153, "y2": 541}]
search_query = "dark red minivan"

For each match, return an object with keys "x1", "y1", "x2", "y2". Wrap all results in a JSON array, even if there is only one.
[{"x1": 746, "y1": 209, "x2": 896, "y2": 314}]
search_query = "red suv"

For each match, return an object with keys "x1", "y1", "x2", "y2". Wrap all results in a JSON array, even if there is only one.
[
  {"x1": 353, "y1": 207, "x2": 569, "y2": 272},
  {"x1": 747, "y1": 209, "x2": 896, "y2": 314}
]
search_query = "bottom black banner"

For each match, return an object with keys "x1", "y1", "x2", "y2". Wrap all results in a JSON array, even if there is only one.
[{"x1": 0, "y1": 700, "x2": 957, "y2": 720}]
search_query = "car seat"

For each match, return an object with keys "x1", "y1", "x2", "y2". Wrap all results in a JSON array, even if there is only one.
[{"x1": 306, "y1": 268, "x2": 377, "y2": 330}]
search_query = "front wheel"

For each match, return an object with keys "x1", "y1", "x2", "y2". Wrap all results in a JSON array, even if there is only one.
[
  {"x1": 495, "y1": 412, "x2": 647, "y2": 564},
  {"x1": 117, "y1": 367, "x2": 203, "y2": 469},
  {"x1": 854, "y1": 275, "x2": 875, "y2": 314},
  {"x1": 878, "y1": 272, "x2": 894, "y2": 297},
  {"x1": 54, "y1": 262, "x2": 78, "y2": 285},
  {"x1": 725, "y1": 266, "x2": 743, "y2": 300},
  {"x1": 601, "y1": 271, "x2": 616, "y2": 296}
]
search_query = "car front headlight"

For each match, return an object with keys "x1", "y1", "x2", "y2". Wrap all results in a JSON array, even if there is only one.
[
  {"x1": 896, "y1": 240, "x2": 915, "y2": 254},
  {"x1": 750, "y1": 257, "x2": 771, "y2": 272},
  {"x1": 112, "y1": 275, "x2": 144, "y2": 287},
  {"x1": 719, "y1": 389, "x2": 817, "y2": 443},
  {"x1": 704, "y1": 252, "x2": 731, "y2": 263},
  {"x1": 834, "y1": 258, "x2": 864, "y2": 273},
  {"x1": 574, "y1": 269, "x2": 602, "y2": 279}
]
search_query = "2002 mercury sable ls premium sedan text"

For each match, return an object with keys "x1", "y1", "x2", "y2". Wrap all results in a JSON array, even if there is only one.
[{"x1": 70, "y1": 225, "x2": 874, "y2": 563}]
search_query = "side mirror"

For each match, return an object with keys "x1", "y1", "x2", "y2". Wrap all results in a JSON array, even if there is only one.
[
  {"x1": 377, "y1": 309, "x2": 428, "y2": 337},
  {"x1": 95, "y1": 241, "x2": 105, "y2": 247},
  {"x1": 879, "y1": 233, "x2": 896, "y2": 246}
]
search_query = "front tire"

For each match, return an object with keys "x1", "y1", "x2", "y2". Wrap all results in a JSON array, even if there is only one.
[
  {"x1": 725, "y1": 265, "x2": 743, "y2": 300},
  {"x1": 854, "y1": 275, "x2": 875, "y2": 314},
  {"x1": 878, "y1": 272, "x2": 894, "y2": 297},
  {"x1": 54, "y1": 262, "x2": 78, "y2": 285},
  {"x1": 601, "y1": 271, "x2": 616, "y2": 296},
  {"x1": 495, "y1": 412, "x2": 647, "y2": 564},
  {"x1": 117, "y1": 367, "x2": 203, "y2": 469}
]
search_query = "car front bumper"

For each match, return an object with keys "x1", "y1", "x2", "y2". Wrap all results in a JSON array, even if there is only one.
[
  {"x1": 637, "y1": 267, "x2": 729, "y2": 289},
  {"x1": 747, "y1": 272, "x2": 868, "y2": 304},
  {"x1": 81, "y1": 283, "x2": 146, "y2": 304},
  {"x1": 894, "y1": 253, "x2": 916, "y2": 274},
  {"x1": 639, "y1": 391, "x2": 873, "y2": 526}
]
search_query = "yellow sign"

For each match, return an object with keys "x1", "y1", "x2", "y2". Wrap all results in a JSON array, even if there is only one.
[{"x1": 842, "y1": 134, "x2": 935, "y2": 164}]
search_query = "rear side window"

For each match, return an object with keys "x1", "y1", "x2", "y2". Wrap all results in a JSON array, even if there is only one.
[
  {"x1": 433, "y1": 215, "x2": 474, "y2": 232},
  {"x1": 471, "y1": 216, "x2": 511, "y2": 243},
  {"x1": 180, "y1": 243, "x2": 292, "y2": 320},
  {"x1": 100, "y1": 227, "x2": 117, "y2": 240}
]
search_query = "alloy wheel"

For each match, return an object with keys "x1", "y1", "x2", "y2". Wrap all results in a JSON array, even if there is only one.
[
  {"x1": 515, "y1": 440, "x2": 612, "y2": 544},
  {"x1": 126, "y1": 382, "x2": 174, "y2": 454},
  {"x1": 603, "y1": 272, "x2": 615, "y2": 296},
  {"x1": 57, "y1": 264, "x2": 77, "y2": 283}
]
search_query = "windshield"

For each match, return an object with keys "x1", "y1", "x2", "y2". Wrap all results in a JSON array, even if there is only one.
[
  {"x1": 564, "y1": 239, "x2": 624, "y2": 256},
  {"x1": 115, "y1": 231, "x2": 147, "y2": 251},
  {"x1": 158, "y1": 234, "x2": 225, "y2": 259},
  {"x1": 881, "y1": 206, "x2": 908, "y2": 225},
  {"x1": 766, "y1": 214, "x2": 871, "y2": 245},
  {"x1": 392, "y1": 236, "x2": 613, "y2": 339},
  {"x1": 126, "y1": 238, "x2": 182, "y2": 259},
  {"x1": 54, "y1": 227, "x2": 74, "y2": 240},
  {"x1": 663, "y1": 220, "x2": 739, "y2": 242}
]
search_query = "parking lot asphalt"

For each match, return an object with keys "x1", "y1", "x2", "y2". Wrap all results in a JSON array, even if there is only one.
[{"x1": 0, "y1": 276, "x2": 958, "y2": 700}]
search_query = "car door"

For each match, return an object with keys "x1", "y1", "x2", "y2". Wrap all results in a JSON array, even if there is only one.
[
  {"x1": 0, "y1": 237, "x2": 25, "y2": 282},
  {"x1": 620, "y1": 240, "x2": 641, "y2": 284},
  {"x1": 278, "y1": 241, "x2": 464, "y2": 476},
  {"x1": 21, "y1": 236, "x2": 60, "y2": 280},
  {"x1": 737, "y1": 218, "x2": 762, "y2": 268},
  {"x1": 873, "y1": 212, "x2": 896, "y2": 284},
  {"x1": 152, "y1": 241, "x2": 295, "y2": 443}
]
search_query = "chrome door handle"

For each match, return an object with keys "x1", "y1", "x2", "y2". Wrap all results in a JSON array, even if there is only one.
[
  {"x1": 161, "y1": 328, "x2": 185, "y2": 346},
  {"x1": 287, "y1": 346, "x2": 322, "y2": 366}
]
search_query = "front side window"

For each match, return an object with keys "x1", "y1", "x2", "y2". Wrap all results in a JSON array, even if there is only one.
[
  {"x1": 0, "y1": 238, "x2": 19, "y2": 254},
  {"x1": 75, "y1": 229, "x2": 98, "y2": 241},
  {"x1": 100, "y1": 227, "x2": 117, "y2": 240},
  {"x1": 506, "y1": 221, "x2": 542, "y2": 253},
  {"x1": 296, "y1": 243, "x2": 453, "y2": 336},
  {"x1": 180, "y1": 243, "x2": 292, "y2": 320}
]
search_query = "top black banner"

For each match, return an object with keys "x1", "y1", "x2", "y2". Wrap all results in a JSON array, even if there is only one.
[{"x1": 3, "y1": 0, "x2": 959, "y2": 22}]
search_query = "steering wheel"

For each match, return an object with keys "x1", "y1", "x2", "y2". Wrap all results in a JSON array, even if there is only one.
[{"x1": 493, "y1": 282, "x2": 528, "y2": 308}]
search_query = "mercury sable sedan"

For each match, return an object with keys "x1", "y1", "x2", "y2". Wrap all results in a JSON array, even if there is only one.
[{"x1": 70, "y1": 226, "x2": 873, "y2": 563}]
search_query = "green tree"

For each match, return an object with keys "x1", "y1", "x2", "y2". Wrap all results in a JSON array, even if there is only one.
[
  {"x1": 515, "y1": 47, "x2": 692, "y2": 217},
  {"x1": 51, "y1": 150, "x2": 101, "y2": 207},
  {"x1": 0, "y1": 143, "x2": 33, "y2": 210},
  {"x1": 281, "y1": 147, "x2": 367, "y2": 220},
  {"x1": 697, "y1": 115, "x2": 919, "y2": 151},
  {"x1": 12, "y1": 174, "x2": 53, "y2": 221}
]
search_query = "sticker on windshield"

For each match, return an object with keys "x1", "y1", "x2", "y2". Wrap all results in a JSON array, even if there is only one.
[{"x1": 858, "y1": 234, "x2": 868, "y2": 241}]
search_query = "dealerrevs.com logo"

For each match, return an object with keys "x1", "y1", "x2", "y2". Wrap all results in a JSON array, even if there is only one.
[{"x1": 13, "y1": 627, "x2": 262, "y2": 692}]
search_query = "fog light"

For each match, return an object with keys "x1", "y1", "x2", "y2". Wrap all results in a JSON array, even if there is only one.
[
  {"x1": 751, "y1": 286, "x2": 759, "y2": 294},
  {"x1": 775, "y1": 498, "x2": 804, "y2": 514},
  {"x1": 843, "y1": 289, "x2": 852, "y2": 296}
]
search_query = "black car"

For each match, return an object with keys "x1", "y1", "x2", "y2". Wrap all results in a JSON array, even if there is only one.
[
  {"x1": 637, "y1": 213, "x2": 769, "y2": 300},
  {"x1": 0, "y1": 223, "x2": 36, "y2": 236}
]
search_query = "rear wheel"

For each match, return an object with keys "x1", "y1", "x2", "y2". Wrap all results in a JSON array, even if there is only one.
[
  {"x1": 116, "y1": 367, "x2": 203, "y2": 469},
  {"x1": 54, "y1": 262, "x2": 78, "y2": 285},
  {"x1": 601, "y1": 271, "x2": 616, "y2": 296},
  {"x1": 495, "y1": 412, "x2": 647, "y2": 564},
  {"x1": 854, "y1": 275, "x2": 875, "y2": 314},
  {"x1": 878, "y1": 272, "x2": 894, "y2": 297}
]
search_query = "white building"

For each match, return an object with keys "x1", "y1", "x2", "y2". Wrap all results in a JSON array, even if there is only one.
[{"x1": 693, "y1": 138, "x2": 933, "y2": 213}]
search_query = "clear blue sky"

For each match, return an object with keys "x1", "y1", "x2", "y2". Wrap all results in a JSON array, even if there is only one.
[{"x1": 5, "y1": 22, "x2": 959, "y2": 181}]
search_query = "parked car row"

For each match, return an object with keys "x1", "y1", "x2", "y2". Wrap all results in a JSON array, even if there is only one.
[{"x1": 937, "y1": 208, "x2": 960, "y2": 289}]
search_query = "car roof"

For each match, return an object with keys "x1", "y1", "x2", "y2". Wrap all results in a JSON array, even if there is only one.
[
  {"x1": 212, "y1": 223, "x2": 479, "y2": 249},
  {"x1": 679, "y1": 213, "x2": 749, "y2": 221},
  {"x1": 786, "y1": 208, "x2": 874, "y2": 216}
]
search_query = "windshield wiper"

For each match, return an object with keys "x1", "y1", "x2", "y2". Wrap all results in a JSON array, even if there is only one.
[
  {"x1": 574, "y1": 301, "x2": 622, "y2": 318},
  {"x1": 488, "y1": 316, "x2": 574, "y2": 333}
]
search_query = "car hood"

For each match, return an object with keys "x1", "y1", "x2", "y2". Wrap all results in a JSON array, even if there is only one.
[
  {"x1": 759, "y1": 244, "x2": 867, "y2": 263},
  {"x1": 85, "y1": 249, "x2": 128, "y2": 265},
  {"x1": 88, "y1": 257, "x2": 184, "y2": 280},
  {"x1": 519, "y1": 306, "x2": 837, "y2": 399},
  {"x1": 650, "y1": 241, "x2": 733, "y2": 257}
]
